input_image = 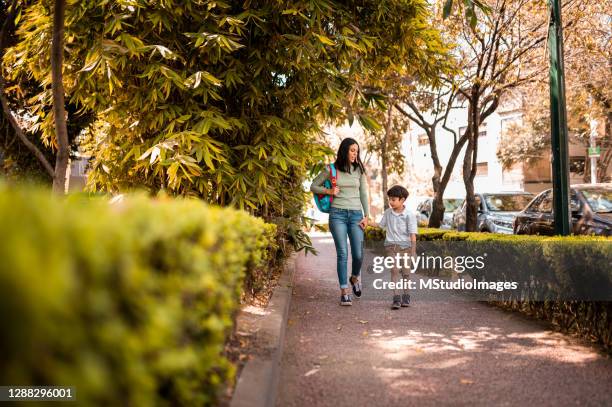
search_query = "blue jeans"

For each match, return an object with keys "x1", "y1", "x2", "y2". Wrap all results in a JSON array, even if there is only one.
[{"x1": 329, "y1": 207, "x2": 364, "y2": 289}]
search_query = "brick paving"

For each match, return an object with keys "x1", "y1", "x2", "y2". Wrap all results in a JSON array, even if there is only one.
[{"x1": 277, "y1": 235, "x2": 612, "y2": 407}]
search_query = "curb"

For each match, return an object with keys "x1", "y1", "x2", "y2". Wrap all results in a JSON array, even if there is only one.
[{"x1": 230, "y1": 253, "x2": 297, "y2": 407}]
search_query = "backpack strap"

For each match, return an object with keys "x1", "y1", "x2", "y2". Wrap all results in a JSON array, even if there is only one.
[
  {"x1": 329, "y1": 163, "x2": 337, "y2": 182},
  {"x1": 328, "y1": 163, "x2": 337, "y2": 203}
]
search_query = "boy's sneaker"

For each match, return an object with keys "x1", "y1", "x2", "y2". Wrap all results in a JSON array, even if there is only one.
[
  {"x1": 340, "y1": 294, "x2": 352, "y2": 306},
  {"x1": 391, "y1": 295, "x2": 401, "y2": 310},
  {"x1": 401, "y1": 293, "x2": 411, "y2": 307},
  {"x1": 350, "y1": 275, "x2": 362, "y2": 297}
]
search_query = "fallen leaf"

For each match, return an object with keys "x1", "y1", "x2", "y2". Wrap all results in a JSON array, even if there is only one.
[
  {"x1": 460, "y1": 379, "x2": 474, "y2": 385},
  {"x1": 362, "y1": 331, "x2": 369, "y2": 336},
  {"x1": 304, "y1": 368, "x2": 319, "y2": 377},
  {"x1": 318, "y1": 355, "x2": 329, "y2": 360},
  {"x1": 359, "y1": 320, "x2": 368, "y2": 324}
]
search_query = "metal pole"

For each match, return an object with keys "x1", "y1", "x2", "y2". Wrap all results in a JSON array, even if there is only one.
[
  {"x1": 589, "y1": 119, "x2": 598, "y2": 184},
  {"x1": 547, "y1": 0, "x2": 571, "y2": 235},
  {"x1": 588, "y1": 96, "x2": 599, "y2": 184}
]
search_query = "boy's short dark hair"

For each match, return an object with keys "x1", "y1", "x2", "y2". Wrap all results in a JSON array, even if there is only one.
[{"x1": 387, "y1": 185, "x2": 409, "y2": 200}]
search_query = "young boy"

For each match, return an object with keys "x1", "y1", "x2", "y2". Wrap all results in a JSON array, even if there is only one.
[{"x1": 370, "y1": 185, "x2": 418, "y2": 309}]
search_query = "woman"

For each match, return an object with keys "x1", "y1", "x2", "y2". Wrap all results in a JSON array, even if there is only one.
[{"x1": 310, "y1": 138, "x2": 369, "y2": 306}]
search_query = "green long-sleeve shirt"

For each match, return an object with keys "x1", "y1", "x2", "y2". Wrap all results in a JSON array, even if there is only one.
[{"x1": 310, "y1": 166, "x2": 369, "y2": 217}]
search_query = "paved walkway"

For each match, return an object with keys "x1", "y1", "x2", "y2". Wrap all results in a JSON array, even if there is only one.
[{"x1": 277, "y1": 235, "x2": 612, "y2": 407}]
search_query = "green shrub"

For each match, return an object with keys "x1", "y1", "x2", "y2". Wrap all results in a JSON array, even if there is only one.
[
  {"x1": 0, "y1": 184, "x2": 273, "y2": 406},
  {"x1": 365, "y1": 226, "x2": 450, "y2": 242},
  {"x1": 365, "y1": 227, "x2": 612, "y2": 351}
]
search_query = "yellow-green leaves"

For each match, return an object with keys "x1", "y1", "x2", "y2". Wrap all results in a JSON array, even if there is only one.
[
  {"x1": 0, "y1": 185, "x2": 274, "y2": 405},
  {"x1": 184, "y1": 32, "x2": 244, "y2": 52},
  {"x1": 185, "y1": 71, "x2": 222, "y2": 89},
  {"x1": 358, "y1": 114, "x2": 382, "y2": 132},
  {"x1": 146, "y1": 45, "x2": 180, "y2": 61},
  {"x1": 118, "y1": 33, "x2": 146, "y2": 54},
  {"x1": 315, "y1": 33, "x2": 335, "y2": 46},
  {"x1": 5, "y1": 0, "x2": 446, "y2": 254},
  {"x1": 442, "y1": 0, "x2": 492, "y2": 29}
]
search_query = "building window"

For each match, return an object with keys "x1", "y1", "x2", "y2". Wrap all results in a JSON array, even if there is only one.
[
  {"x1": 418, "y1": 134, "x2": 429, "y2": 145},
  {"x1": 458, "y1": 125, "x2": 486, "y2": 138},
  {"x1": 476, "y1": 162, "x2": 488, "y2": 176}
]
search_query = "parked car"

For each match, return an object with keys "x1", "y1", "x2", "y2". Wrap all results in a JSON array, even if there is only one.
[
  {"x1": 452, "y1": 192, "x2": 534, "y2": 234},
  {"x1": 416, "y1": 197, "x2": 464, "y2": 229},
  {"x1": 513, "y1": 184, "x2": 612, "y2": 236}
]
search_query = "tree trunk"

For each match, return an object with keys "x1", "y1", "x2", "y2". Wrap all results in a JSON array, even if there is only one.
[
  {"x1": 429, "y1": 128, "x2": 470, "y2": 228},
  {"x1": 463, "y1": 97, "x2": 480, "y2": 232},
  {"x1": 463, "y1": 135, "x2": 477, "y2": 231},
  {"x1": 584, "y1": 151, "x2": 591, "y2": 183},
  {"x1": 427, "y1": 127, "x2": 445, "y2": 227},
  {"x1": 51, "y1": 0, "x2": 69, "y2": 194},
  {"x1": 393, "y1": 95, "x2": 464, "y2": 228},
  {"x1": 598, "y1": 147, "x2": 612, "y2": 182}
]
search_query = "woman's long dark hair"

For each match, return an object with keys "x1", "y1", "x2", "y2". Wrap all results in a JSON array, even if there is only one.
[{"x1": 334, "y1": 138, "x2": 366, "y2": 174}]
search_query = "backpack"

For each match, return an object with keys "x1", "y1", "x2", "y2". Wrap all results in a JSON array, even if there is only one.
[{"x1": 313, "y1": 163, "x2": 337, "y2": 213}]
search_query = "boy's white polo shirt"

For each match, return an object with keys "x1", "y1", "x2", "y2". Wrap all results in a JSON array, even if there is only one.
[{"x1": 379, "y1": 206, "x2": 418, "y2": 248}]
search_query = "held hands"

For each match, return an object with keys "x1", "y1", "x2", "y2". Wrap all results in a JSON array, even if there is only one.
[
  {"x1": 327, "y1": 186, "x2": 340, "y2": 196},
  {"x1": 359, "y1": 217, "x2": 369, "y2": 230},
  {"x1": 364, "y1": 218, "x2": 376, "y2": 228}
]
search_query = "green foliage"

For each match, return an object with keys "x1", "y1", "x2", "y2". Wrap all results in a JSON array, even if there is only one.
[
  {"x1": 363, "y1": 106, "x2": 410, "y2": 177},
  {"x1": 1, "y1": 1, "x2": 95, "y2": 182},
  {"x1": 1, "y1": 112, "x2": 52, "y2": 181},
  {"x1": 365, "y1": 225, "x2": 449, "y2": 242},
  {"x1": 364, "y1": 225, "x2": 386, "y2": 242},
  {"x1": 442, "y1": 0, "x2": 491, "y2": 29},
  {"x1": 0, "y1": 183, "x2": 274, "y2": 405},
  {"x1": 496, "y1": 2, "x2": 611, "y2": 179},
  {"x1": 2, "y1": 0, "x2": 448, "y2": 253}
]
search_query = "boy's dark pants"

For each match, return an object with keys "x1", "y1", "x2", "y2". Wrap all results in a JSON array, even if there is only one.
[{"x1": 384, "y1": 244, "x2": 412, "y2": 296}]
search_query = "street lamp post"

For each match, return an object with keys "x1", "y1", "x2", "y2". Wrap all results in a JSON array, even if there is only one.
[
  {"x1": 589, "y1": 119, "x2": 599, "y2": 184},
  {"x1": 547, "y1": 0, "x2": 571, "y2": 236}
]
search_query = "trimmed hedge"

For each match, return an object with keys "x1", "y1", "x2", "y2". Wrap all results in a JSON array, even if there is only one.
[
  {"x1": 0, "y1": 185, "x2": 275, "y2": 406},
  {"x1": 365, "y1": 226, "x2": 612, "y2": 351},
  {"x1": 365, "y1": 226, "x2": 448, "y2": 242}
]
